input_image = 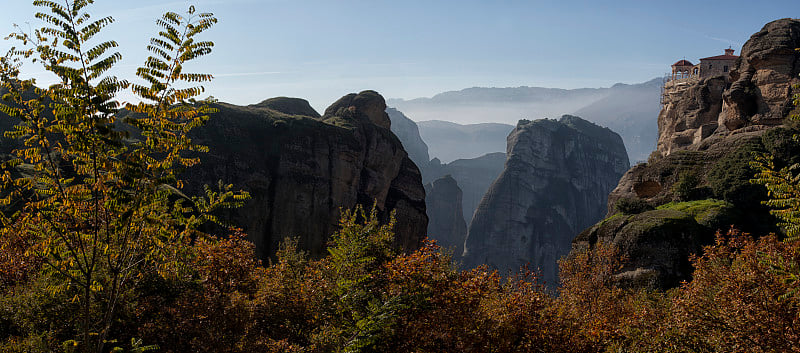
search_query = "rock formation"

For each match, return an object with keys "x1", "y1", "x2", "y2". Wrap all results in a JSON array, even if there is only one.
[
  {"x1": 577, "y1": 18, "x2": 800, "y2": 289},
  {"x1": 425, "y1": 152, "x2": 506, "y2": 224},
  {"x1": 615, "y1": 18, "x2": 800, "y2": 209},
  {"x1": 389, "y1": 79, "x2": 661, "y2": 163},
  {"x1": 723, "y1": 18, "x2": 800, "y2": 131},
  {"x1": 250, "y1": 97, "x2": 322, "y2": 118},
  {"x1": 657, "y1": 76, "x2": 728, "y2": 155},
  {"x1": 658, "y1": 18, "x2": 800, "y2": 155},
  {"x1": 576, "y1": 201, "x2": 733, "y2": 288},
  {"x1": 424, "y1": 175, "x2": 468, "y2": 257},
  {"x1": 386, "y1": 107, "x2": 506, "y2": 233},
  {"x1": 463, "y1": 115, "x2": 629, "y2": 285},
  {"x1": 387, "y1": 107, "x2": 430, "y2": 173},
  {"x1": 180, "y1": 91, "x2": 427, "y2": 260}
]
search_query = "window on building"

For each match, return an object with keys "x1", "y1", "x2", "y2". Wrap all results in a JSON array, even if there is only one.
[
  {"x1": 724, "y1": 65, "x2": 729, "y2": 72},
  {"x1": 709, "y1": 64, "x2": 713, "y2": 69}
]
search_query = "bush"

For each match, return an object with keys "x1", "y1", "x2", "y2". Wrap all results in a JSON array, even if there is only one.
[
  {"x1": 707, "y1": 143, "x2": 765, "y2": 206},
  {"x1": 672, "y1": 171, "x2": 700, "y2": 201},
  {"x1": 615, "y1": 197, "x2": 654, "y2": 214}
]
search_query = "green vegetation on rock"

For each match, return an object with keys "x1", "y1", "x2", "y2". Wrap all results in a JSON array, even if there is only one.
[{"x1": 656, "y1": 199, "x2": 734, "y2": 228}]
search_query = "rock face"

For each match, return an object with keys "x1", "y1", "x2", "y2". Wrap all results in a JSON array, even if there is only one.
[
  {"x1": 617, "y1": 19, "x2": 800, "y2": 210},
  {"x1": 723, "y1": 18, "x2": 800, "y2": 131},
  {"x1": 658, "y1": 18, "x2": 800, "y2": 156},
  {"x1": 463, "y1": 115, "x2": 629, "y2": 285},
  {"x1": 578, "y1": 18, "x2": 800, "y2": 290},
  {"x1": 389, "y1": 79, "x2": 661, "y2": 163},
  {"x1": 250, "y1": 97, "x2": 322, "y2": 118},
  {"x1": 182, "y1": 91, "x2": 428, "y2": 260},
  {"x1": 657, "y1": 76, "x2": 728, "y2": 155},
  {"x1": 425, "y1": 152, "x2": 506, "y2": 224},
  {"x1": 385, "y1": 107, "x2": 506, "y2": 232},
  {"x1": 387, "y1": 107, "x2": 430, "y2": 174},
  {"x1": 575, "y1": 201, "x2": 734, "y2": 289},
  {"x1": 424, "y1": 175, "x2": 468, "y2": 257}
]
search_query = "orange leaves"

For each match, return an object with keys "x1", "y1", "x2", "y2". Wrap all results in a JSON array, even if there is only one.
[
  {"x1": 0, "y1": 228, "x2": 41, "y2": 289},
  {"x1": 670, "y1": 231, "x2": 800, "y2": 352}
]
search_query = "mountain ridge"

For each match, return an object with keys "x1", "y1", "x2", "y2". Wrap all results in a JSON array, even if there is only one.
[{"x1": 389, "y1": 78, "x2": 662, "y2": 162}]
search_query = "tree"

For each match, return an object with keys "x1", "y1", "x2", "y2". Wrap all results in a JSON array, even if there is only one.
[
  {"x1": 0, "y1": 1, "x2": 246, "y2": 352},
  {"x1": 752, "y1": 49, "x2": 800, "y2": 240}
]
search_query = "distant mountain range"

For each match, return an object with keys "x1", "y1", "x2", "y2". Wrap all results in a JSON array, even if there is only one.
[
  {"x1": 416, "y1": 120, "x2": 514, "y2": 164},
  {"x1": 388, "y1": 78, "x2": 661, "y2": 162}
]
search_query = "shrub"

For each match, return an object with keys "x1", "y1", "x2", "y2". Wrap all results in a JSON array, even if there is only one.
[
  {"x1": 615, "y1": 197, "x2": 654, "y2": 214},
  {"x1": 670, "y1": 231, "x2": 800, "y2": 352},
  {"x1": 672, "y1": 171, "x2": 700, "y2": 201}
]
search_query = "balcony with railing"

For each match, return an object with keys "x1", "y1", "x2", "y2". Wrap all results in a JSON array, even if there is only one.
[{"x1": 661, "y1": 72, "x2": 700, "y2": 105}]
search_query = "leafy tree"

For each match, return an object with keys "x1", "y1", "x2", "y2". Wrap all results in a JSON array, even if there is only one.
[
  {"x1": 752, "y1": 49, "x2": 800, "y2": 240},
  {"x1": 318, "y1": 205, "x2": 404, "y2": 353},
  {"x1": 0, "y1": 1, "x2": 246, "y2": 352}
]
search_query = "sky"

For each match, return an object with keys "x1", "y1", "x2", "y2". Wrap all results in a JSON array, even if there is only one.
[{"x1": 0, "y1": 0, "x2": 798, "y2": 114}]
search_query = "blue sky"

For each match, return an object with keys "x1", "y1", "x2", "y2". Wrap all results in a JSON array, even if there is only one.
[{"x1": 1, "y1": 0, "x2": 798, "y2": 112}]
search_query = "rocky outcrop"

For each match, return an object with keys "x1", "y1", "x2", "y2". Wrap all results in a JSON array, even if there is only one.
[
  {"x1": 425, "y1": 152, "x2": 506, "y2": 224},
  {"x1": 578, "y1": 19, "x2": 800, "y2": 290},
  {"x1": 657, "y1": 76, "x2": 728, "y2": 155},
  {"x1": 657, "y1": 18, "x2": 800, "y2": 156},
  {"x1": 723, "y1": 18, "x2": 800, "y2": 131},
  {"x1": 607, "y1": 132, "x2": 764, "y2": 214},
  {"x1": 390, "y1": 79, "x2": 661, "y2": 164},
  {"x1": 250, "y1": 97, "x2": 322, "y2": 118},
  {"x1": 387, "y1": 107, "x2": 430, "y2": 173},
  {"x1": 424, "y1": 175, "x2": 468, "y2": 257},
  {"x1": 616, "y1": 19, "x2": 800, "y2": 211},
  {"x1": 575, "y1": 200, "x2": 734, "y2": 289},
  {"x1": 463, "y1": 115, "x2": 629, "y2": 285},
  {"x1": 181, "y1": 91, "x2": 427, "y2": 260}
]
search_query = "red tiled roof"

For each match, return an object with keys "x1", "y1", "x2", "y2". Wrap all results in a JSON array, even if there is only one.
[
  {"x1": 672, "y1": 59, "x2": 694, "y2": 66},
  {"x1": 699, "y1": 54, "x2": 738, "y2": 61}
]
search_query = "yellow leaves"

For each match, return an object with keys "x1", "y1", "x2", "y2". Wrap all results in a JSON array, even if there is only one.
[{"x1": 0, "y1": 3, "x2": 236, "y2": 350}]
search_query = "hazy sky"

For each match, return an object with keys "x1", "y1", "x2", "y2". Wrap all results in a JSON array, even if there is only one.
[{"x1": 1, "y1": 0, "x2": 798, "y2": 113}]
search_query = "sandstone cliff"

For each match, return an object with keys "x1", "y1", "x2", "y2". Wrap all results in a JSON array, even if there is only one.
[
  {"x1": 576, "y1": 18, "x2": 800, "y2": 289},
  {"x1": 463, "y1": 115, "x2": 629, "y2": 285},
  {"x1": 658, "y1": 18, "x2": 800, "y2": 155},
  {"x1": 180, "y1": 91, "x2": 428, "y2": 260},
  {"x1": 615, "y1": 19, "x2": 800, "y2": 209},
  {"x1": 723, "y1": 18, "x2": 800, "y2": 131},
  {"x1": 424, "y1": 175, "x2": 468, "y2": 257}
]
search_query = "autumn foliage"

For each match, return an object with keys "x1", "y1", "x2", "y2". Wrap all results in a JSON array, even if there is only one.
[
  {"x1": 1, "y1": 1, "x2": 800, "y2": 352},
  {"x1": 6, "y1": 200, "x2": 799, "y2": 352}
]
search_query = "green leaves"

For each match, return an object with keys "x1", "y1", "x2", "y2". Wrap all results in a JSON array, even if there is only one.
[
  {"x1": 131, "y1": 8, "x2": 217, "y2": 106},
  {"x1": 751, "y1": 63, "x2": 800, "y2": 241},
  {"x1": 0, "y1": 2, "x2": 238, "y2": 352}
]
